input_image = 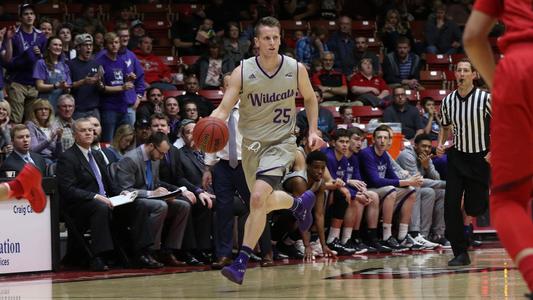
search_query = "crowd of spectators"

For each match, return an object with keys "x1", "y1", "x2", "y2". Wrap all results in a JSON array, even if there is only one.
[{"x1": 0, "y1": 0, "x2": 488, "y2": 271}]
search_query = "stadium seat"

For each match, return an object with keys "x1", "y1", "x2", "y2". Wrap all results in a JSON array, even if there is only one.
[
  {"x1": 419, "y1": 70, "x2": 446, "y2": 89},
  {"x1": 352, "y1": 20, "x2": 377, "y2": 38},
  {"x1": 309, "y1": 20, "x2": 338, "y2": 33},
  {"x1": 410, "y1": 20, "x2": 426, "y2": 43},
  {"x1": 135, "y1": 3, "x2": 170, "y2": 21},
  {"x1": 198, "y1": 89, "x2": 224, "y2": 106},
  {"x1": 418, "y1": 89, "x2": 450, "y2": 102},
  {"x1": 426, "y1": 53, "x2": 452, "y2": 71},
  {"x1": 352, "y1": 106, "x2": 383, "y2": 124},
  {"x1": 180, "y1": 55, "x2": 200, "y2": 67},
  {"x1": 171, "y1": 3, "x2": 202, "y2": 19},
  {"x1": 164, "y1": 90, "x2": 186, "y2": 98},
  {"x1": 279, "y1": 20, "x2": 309, "y2": 36}
]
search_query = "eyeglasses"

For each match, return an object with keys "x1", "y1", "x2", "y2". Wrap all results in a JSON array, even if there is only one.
[{"x1": 152, "y1": 145, "x2": 167, "y2": 156}]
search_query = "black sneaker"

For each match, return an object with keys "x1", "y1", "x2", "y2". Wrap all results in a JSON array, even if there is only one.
[
  {"x1": 367, "y1": 240, "x2": 393, "y2": 253},
  {"x1": 276, "y1": 242, "x2": 304, "y2": 259},
  {"x1": 344, "y1": 238, "x2": 368, "y2": 254},
  {"x1": 382, "y1": 236, "x2": 409, "y2": 252},
  {"x1": 327, "y1": 238, "x2": 356, "y2": 256}
]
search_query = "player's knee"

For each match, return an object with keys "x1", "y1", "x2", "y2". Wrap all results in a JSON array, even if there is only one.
[
  {"x1": 384, "y1": 191, "x2": 397, "y2": 203},
  {"x1": 249, "y1": 192, "x2": 266, "y2": 210}
]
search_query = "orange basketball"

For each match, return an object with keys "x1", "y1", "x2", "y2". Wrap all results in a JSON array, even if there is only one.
[{"x1": 193, "y1": 117, "x2": 229, "y2": 153}]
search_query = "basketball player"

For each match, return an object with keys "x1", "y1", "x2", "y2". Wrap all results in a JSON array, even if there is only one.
[
  {"x1": 0, "y1": 164, "x2": 46, "y2": 213},
  {"x1": 210, "y1": 16, "x2": 324, "y2": 284},
  {"x1": 463, "y1": 1, "x2": 533, "y2": 296}
]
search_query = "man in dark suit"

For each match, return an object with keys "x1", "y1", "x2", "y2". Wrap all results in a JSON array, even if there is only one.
[
  {"x1": 150, "y1": 114, "x2": 215, "y2": 265},
  {"x1": 56, "y1": 118, "x2": 158, "y2": 271},
  {"x1": 116, "y1": 132, "x2": 191, "y2": 267},
  {"x1": 0, "y1": 124, "x2": 47, "y2": 176}
]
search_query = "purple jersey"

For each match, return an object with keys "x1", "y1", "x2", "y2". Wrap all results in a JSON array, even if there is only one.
[
  {"x1": 96, "y1": 54, "x2": 130, "y2": 113},
  {"x1": 359, "y1": 147, "x2": 400, "y2": 188},
  {"x1": 323, "y1": 147, "x2": 349, "y2": 181}
]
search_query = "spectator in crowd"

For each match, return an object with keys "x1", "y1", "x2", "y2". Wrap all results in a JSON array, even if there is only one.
[
  {"x1": 0, "y1": 101, "x2": 13, "y2": 155},
  {"x1": 284, "y1": 30, "x2": 305, "y2": 52},
  {"x1": 25, "y1": 99, "x2": 63, "y2": 163},
  {"x1": 0, "y1": 124, "x2": 46, "y2": 176},
  {"x1": 133, "y1": 36, "x2": 176, "y2": 91},
  {"x1": 0, "y1": 4, "x2": 15, "y2": 21},
  {"x1": 56, "y1": 24, "x2": 76, "y2": 60},
  {"x1": 171, "y1": 12, "x2": 203, "y2": 56},
  {"x1": 278, "y1": 0, "x2": 319, "y2": 20},
  {"x1": 359, "y1": 124, "x2": 423, "y2": 251},
  {"x1": 383, "y1": 86, "x2": 424, "y2": 140},
  {"x1": 68, "y1": 33, "x2": 101, "y2": 120},
  {"x1": 310, "y1": 51, "x2": 347, "y2": 102},
  {"x1": 339, "y1": 105, "x2": 354, "y2": 125},
  {"x1": 383, "y1": 36, "x2": 423, "y2": 90},
  {"x1": 56, "y1": 118, "x2": 155, "y2": 271},
  {"x1": 105, "y1": 124, "x2": 135, "y2": 163},
  {"x1": 180, "y1": 100, "x2": 200, "y2": 123},
  {"x1": 425, "y1": 4, "x2": 462, "y2": 55},
  {"x1": 116, "y1": 131, "x2": 192, "y2": 267},
  {"x1": 0, "y1": 26, "x2": 14, "y2": 101},
  {"x1": 297, "y1": 87, "x2": 335, "y2": 135},
  {"x1": 134, "y1": 117, "x2": 152, "y2": 147},
  {"x1": 93, "y1": 31, "x2": 104, "y2": 53},
  {"x1": 349, "y1": 58, "x2": 391, "y2": 107},
  {"x1": 192, "y1": 42, "x2": 233, "y2": 90},
  {"x1": 164, "y1": 96, "x2": 181, "y2": 144},
  {"x1": 73, "y1": 4, "x2": 106, "y2": 35},
  {"x1": 327, "y1": 15, "x2": 356, "y2": 76},
  {"x1": 6, "y1": 3, "x2": 47, "y2": 124},
  {"x1": 354, "y1": 36, "x2": 380, "y2": 75},
  {"x1": 204, "y1": 0, "x2": 240, "y2": 34},
  {"x1": 296, "y1": 26, "x2": 329, "y2": 71},
  {"x1": 177, "y1": 75, "x2": 214, "y2": 117},
  {"x1": 96, "y1": 32, "x2": 134, "y2": 143},
  {"x1": 53, "y1": 94, "x2": 75, "y2": 153},
  {"x1": 33, "y1": 36, "x2": 72, "y2": 110},
  {"x1": 113, "y1": 5, "x2": 134, "y2": 32},
  {"x1": 38, "y1": 18, "x2": 54, "y2": 39},
  {"x1": 420, "y1": 96, "x2": 441, "y2": 141},
  {"x1": 115, "y1": 27, "x2": 145, "y2": 126},
  {"x1": 136, "y1": 87, "x2": 164, "y2": 122},
  {"x1": 396, "y1": 133, "x2": 449, "y2": 248},
  {"x1": 380, "y1": 9, "x2": 414, "y2": 53},
  {"x1": 87, "y1": 116, "x2": 113, "y2": 166},
  {"x1": 222, "y1": 22, "x2": 250, "y2": 68},
  {"x1": 128, "y1": 20, "x2": 146, "y2": 51}
]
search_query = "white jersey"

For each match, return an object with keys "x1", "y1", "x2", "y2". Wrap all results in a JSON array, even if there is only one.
[{"x1": 239, "y1": 55, "x2": 298, "y2": 142}]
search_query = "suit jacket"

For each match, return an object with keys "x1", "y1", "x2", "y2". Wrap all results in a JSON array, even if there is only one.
[
  {"x1": 56, "y1": 145, "x2": 120, "y2": 209},
  {"x1": 178, "y1": 145, "x2": 204, "y2": 187},
  {"x1": 160, "y1": 145, "x2": 199, "y2": 193},
  {"x1": 0, "y1": 151, "x2": 47, "y2": 175},
  {"x1": 116, "y1": 146, "x2": 177, "y2": 198}
]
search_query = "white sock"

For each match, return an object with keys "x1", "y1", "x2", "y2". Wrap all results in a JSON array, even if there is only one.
[
  {"x1": 398, "y1": 224, "x2": 409, "y2": 241},
  {"x1": 341, "y1": 227, "x2": 353, "y2": 244},
  {"x1": 383, "y1": 223, "x2": 392, "y2": 241},
  {"x1": 327, "y1": 227, "x2": 341, "y2": 244}
]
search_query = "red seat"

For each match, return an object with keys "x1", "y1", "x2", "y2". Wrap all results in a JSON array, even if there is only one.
[
  {"x1": 180, "y1": 55, "x2": 200, "y2": 67},
  {"x1": 418, "y1": 89, "x2": 450, "y2": 102},
  {"x1": 35, "y1": 3, "x2": 66, "y2": 20},
  {"x1": 198, "y1": 89, "x2": 224, "y2": 107},
  {"x1": 135, "y1": 3, "x2": 170, "y2": 21},
  {"x1": 425, "y1": 53, "x2": 452, "y2": 71},
  {"x1": 171, "y1": 3, "x2": 202, "y2": 18},
  {"x1": 280, "y1": 20, "x2": 309, "y2": 35},
  {"x1": 352, "y1": 20, "x2": 377, "y2": 38},
  {"x1": 352, "y1": 106, "x2": 383, "y2": 124},
  {"x1": 410, "y1": 20, "x2": 426, "y2": 43},
  {"x1": 163, "y1": 90, "x2": 186, "y2": 98},
  {"x1": 309, "y1": 20, "x2": 338, "y2": 33},
  {"x1": 419, "y1": 70, "x2": 446, "y2": 89},
  {"x1": 450, "y1": 53, "x2": 467, "y2": 66}
]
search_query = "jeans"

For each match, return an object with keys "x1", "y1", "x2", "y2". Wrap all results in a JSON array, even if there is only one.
[{"x1": 101, "y1": 110, "x2": 130, "y2": 143}]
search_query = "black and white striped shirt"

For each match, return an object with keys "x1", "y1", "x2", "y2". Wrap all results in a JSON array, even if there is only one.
[{"x1": 440, "y1": 87, "x2": 492, "y2": 153}]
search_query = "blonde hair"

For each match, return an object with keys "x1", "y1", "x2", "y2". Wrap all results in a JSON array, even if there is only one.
[
  {"x1": 0, "y1": 101, "x2": 12, "y2": 121},
  {"x1": 27, "y1": 99, "x2": 55, "y2": 127},
  {"x1": 111, "y1": 124, "x2": 135, "y2": 152}
]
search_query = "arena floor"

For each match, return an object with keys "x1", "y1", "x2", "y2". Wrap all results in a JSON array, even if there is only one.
[{"x1": 1, "y1": 243, "x2": 527, "y2": 299}]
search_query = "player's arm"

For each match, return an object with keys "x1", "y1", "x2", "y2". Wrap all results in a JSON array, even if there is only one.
[
  {"x1": 292, "y1": 150, "x2": 306, "y2": 172},
  {"x1": 298, "y1": 62, "x2": 322, "y2": 149},
  {"x1": 463, "y1": 10, "x2": 498, "y2": 89},
  {"x1": 210, "y1": 65, "x2": 241, "y2": 121}
]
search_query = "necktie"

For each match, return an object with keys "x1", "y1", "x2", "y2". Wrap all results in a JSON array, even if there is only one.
[
  {"x1": 88, "y1": 151, "x2": 106, "y2": 196},
  {"x1": 228, "y1": 108, "x2": 238, "y2": 168},
  {"x1": 23, "y1": 155, "x2": 34, "y2": 165},
  {"x1": 145, "y1": 160, "x2": 153, "y2": 190}
]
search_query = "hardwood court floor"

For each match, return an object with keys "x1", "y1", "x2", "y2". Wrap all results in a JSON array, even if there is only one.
[{"x1": 2, "y1": 247, "x2": 528, "y2": 299}]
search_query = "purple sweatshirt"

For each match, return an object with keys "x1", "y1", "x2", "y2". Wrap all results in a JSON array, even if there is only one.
[
  {"x1": 96, "y1": 54, "x2": 130, "y2": 113},
  {"x1": 96, "y1": 48, "x2": 145, "y2": 105},
  {"x1": 359, "y1": 147, "x2": 400, "y2": 188},
  {"x1": 6, "y1": 26, "x2": 47, "y2": 85}
]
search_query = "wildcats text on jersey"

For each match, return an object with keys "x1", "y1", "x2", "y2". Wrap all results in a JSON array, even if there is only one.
[{"x1": 248, "y1": 89, "x2": 296, "y2": 107}]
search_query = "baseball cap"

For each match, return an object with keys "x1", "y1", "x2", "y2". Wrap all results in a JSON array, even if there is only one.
[
  {"x1": 131, "y1": 19, "x2": 143, "y2": 29},
  {"x1": 74, "y1": 33, "x2": 93, "y2": 47},
  {"x1": 18, "y1": 3, "x2": 35, "y2": 16},
  {"x1": 135, "y1": 118, "x2": 150, "y2": 128}
]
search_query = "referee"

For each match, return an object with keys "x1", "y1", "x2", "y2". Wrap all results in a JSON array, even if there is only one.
[{"x1": 437, "y1": 58, "x2": 491, "y2": 266}]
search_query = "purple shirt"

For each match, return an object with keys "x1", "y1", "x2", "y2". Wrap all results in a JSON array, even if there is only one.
[
  {"x1": 96, "y1": 54, "x2": 129, "y2": 113},
  {"x1": 33, "y1": 59, "x2": 72, "y2": 102},
  {"x1": 323, "y1": 147, "x2": 349, "y2": 181},
  {"x1": 359, "y1": 147, "x2": 400, "y2": 188},
  {"x1": 6, "y1": 27, "x2": 47, "y2": 85}
]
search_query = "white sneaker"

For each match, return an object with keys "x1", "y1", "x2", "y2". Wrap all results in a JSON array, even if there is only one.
[
  {"x1": 310, "y1": 241, "x2": 323, "y2": 257},
  {"x1": 295, "y1": 239, "x2": 305, "y2": 254},
  {"x1": 413, "y1": 234, "x2": 439, "y2": 250}
]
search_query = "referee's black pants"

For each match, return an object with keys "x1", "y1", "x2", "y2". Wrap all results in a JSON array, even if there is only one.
[{"x1": 444, "y1": 148, "x2": 490, "y2": 256}]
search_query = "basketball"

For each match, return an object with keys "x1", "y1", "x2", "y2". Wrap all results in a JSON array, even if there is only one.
[{"x1": 193, "y1": 117, "x2": 229, "y2": 153}]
